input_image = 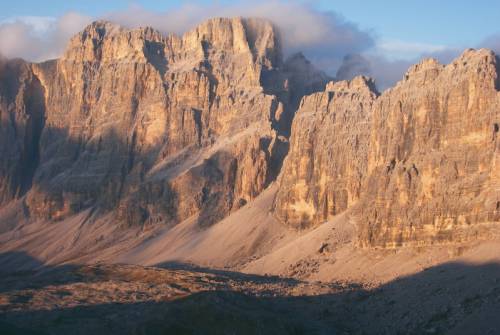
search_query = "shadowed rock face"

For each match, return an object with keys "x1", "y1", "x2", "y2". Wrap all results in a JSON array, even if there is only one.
[
  {"x1": 275, "y1": 49, "x2": 500, "y2": 247},
  {"x1": 0, "y1": 18, "x2": 326, "y2": 227},
  {"x1": 0, "y1": 59, "x2": 46, "y2": 204}
]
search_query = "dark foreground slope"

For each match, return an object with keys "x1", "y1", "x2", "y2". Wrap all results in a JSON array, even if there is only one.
[{"x1": 1, "y1": 253, "x2": 500, "y2": 335}]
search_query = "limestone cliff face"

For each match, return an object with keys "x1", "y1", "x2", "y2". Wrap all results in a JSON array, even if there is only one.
[
  {"x1": 275, "y1": 49, "x2": 500, "y2": 247},
  {"x1": 359, "y1": 49, "x2": 500, "y2": 247},
  {"x1": 15, "y1": 17, "x2": 306, "y2": 226},
  {"x1": 274, "y1": 76, "x2": 378, "y2": 228}
]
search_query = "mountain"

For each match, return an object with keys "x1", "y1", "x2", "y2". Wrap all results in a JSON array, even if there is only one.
[
  {"x1": 0, "y1": 17, "x2": 498, "y2": 274},
  {"x1": 0, "y1": 18, "x2": 327, "y2": 230},
  {"x1": 275, "y1": 49, "x2": 500, "y2": 248},
  {"x1": 1, "y1": 16, "x2": 500, "y2": 335}
]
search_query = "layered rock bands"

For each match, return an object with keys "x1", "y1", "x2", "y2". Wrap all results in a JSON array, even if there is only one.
[{"x1": 275, "y1": 49, "x2": 500, "y2": 247}]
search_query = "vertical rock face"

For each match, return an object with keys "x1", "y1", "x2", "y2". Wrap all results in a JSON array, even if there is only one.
[
  {"x1": 359, "y1": 49, "x2": 500, "y2": 247},
  {"x1": 11, "y1": 17, "x2": 319, "y2": 226},
  {"x1": 275, "y1": 49, "x2": 500, "y2": 247},
  {"x1": 274, "y1": 76, "x2": 378, "y2": 228}
]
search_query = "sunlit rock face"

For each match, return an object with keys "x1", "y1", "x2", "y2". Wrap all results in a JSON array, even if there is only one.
[
  {"x1": 275, "y1": 49, "x2": 500, "y2": 247},
  {"x1": 359, "y1": 49, "x2": 500, "y2": 247},
  {"x1": 274, "y1": 76, "x2": 378, "y2": 228},
  {"x1": 0, "y1": 18, "x2": 325, "y2": 226}
]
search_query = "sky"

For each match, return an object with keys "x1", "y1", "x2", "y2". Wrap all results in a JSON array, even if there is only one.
[{"x1": 1, "y1": 0, "x2": 499, "y2": 89}]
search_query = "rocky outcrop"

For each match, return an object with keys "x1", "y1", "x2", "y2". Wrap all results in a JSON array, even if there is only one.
[
  {"x1": 275, "y1": 49, "x2": 500, "y2": 247},
  {"x1": 274, "y1": 76, "x2": 378, "y2": 228}
]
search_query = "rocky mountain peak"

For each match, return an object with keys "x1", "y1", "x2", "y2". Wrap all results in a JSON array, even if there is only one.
[
  {"x1": 63, "y1": 20, "x2": 167, "y2": 64},
  {"x1": 283, "y1": 52, "x2": 330, "y2": 88},
  {"x1": 401, "y1": 48, "x2": 499, "y2": 90},
  {"x1": 81, "y1": 20, "x2": 123, "y2": 38},
  {"x1": 448, "y1": 48, "x2": 499, "y2": 90},
  {"x1": 456, "y1": 48, "x2": 496, "y2": 64},
  {"x1": 183, "y1": 17, "x2": 281, "y2": 68},
  {"x1": 325, "y1": 75, "x2": 378, "y2": 96},
  {"x1": 402, "y1": 57, "x2": 443, "y2": 83}
]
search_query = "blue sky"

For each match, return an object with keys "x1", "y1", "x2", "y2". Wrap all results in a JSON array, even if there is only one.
[
  {"x1": 319, "y1": 0, "x2": 500, "y2": 47},
  {"x1": 0, "y1": 0, "x2": 499, "y2": 88}
]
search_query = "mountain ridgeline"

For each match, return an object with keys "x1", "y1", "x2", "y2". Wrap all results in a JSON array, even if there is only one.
[{"x1": 0, "y1": 17, "x2": 498, "y2": 248}]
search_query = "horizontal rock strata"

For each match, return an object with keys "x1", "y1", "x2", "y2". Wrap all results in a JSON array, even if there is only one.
[{"x1": 275, "y1": 49, "x2": 500, "y2": 247}]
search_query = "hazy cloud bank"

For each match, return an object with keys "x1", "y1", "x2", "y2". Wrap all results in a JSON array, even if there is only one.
[{"x1": 0, "y1": 12, "x2": 91, "y2": 61}]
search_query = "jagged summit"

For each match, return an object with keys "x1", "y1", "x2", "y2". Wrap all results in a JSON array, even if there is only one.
[
  {"x1": 62, "y1": 17, "x2": 281, "y2": 69},
  {"x1": 185, "y1": 17, "x2": 282, "y2": 66},
  {"x1": 283, "y1": 51, "x2": 331, "y2": 88},
  {"x1": 399, "y1": 48, "x2": 498, "y2": 88},
  {"x1": 324, "y1": 75, "x2": 378, "y2": 95},
  {"x1": 404, "y1": 57, "x2": 442, "y2": 78},
  {"x1": 80, "y1": 20, "x2": 123, "y2": 36},
  {"x1": 63, "y1": 20, "x2": 164, "y2": 63},
  {"x1": 59, "y1": 17, "x2": 287, "y2": 94}
]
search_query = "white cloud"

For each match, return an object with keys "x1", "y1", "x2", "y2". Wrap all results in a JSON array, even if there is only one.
[{"x1": 0, "y1": 12, "x2": 91, "y2": 61}]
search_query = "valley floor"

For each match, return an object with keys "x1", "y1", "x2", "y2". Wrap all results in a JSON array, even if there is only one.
[
  {"x1": 1, "y1": 260, "x2": 500, "y2": 334},
  {"x1": 1, "y1": 186, "x2": 500, "y2": 334}
]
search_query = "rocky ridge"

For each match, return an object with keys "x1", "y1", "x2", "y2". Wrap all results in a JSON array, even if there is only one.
[{"x1": 275, "y1": 49, "x2": 500, "y2": 247}]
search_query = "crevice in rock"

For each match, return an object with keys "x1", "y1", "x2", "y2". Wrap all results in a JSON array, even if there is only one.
[
  {"x1": 18, "y1": 73, "x2": 46, "y2": 196},
  {"x1": 191, "y1": 108, "x2": 203, "y2": 146},
  {"x1": 259, "y1": 53, "x2": 330, "y2": 189},
  {"x1": 144, "y1": 40, "x2": 168, "y2": 77}
]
